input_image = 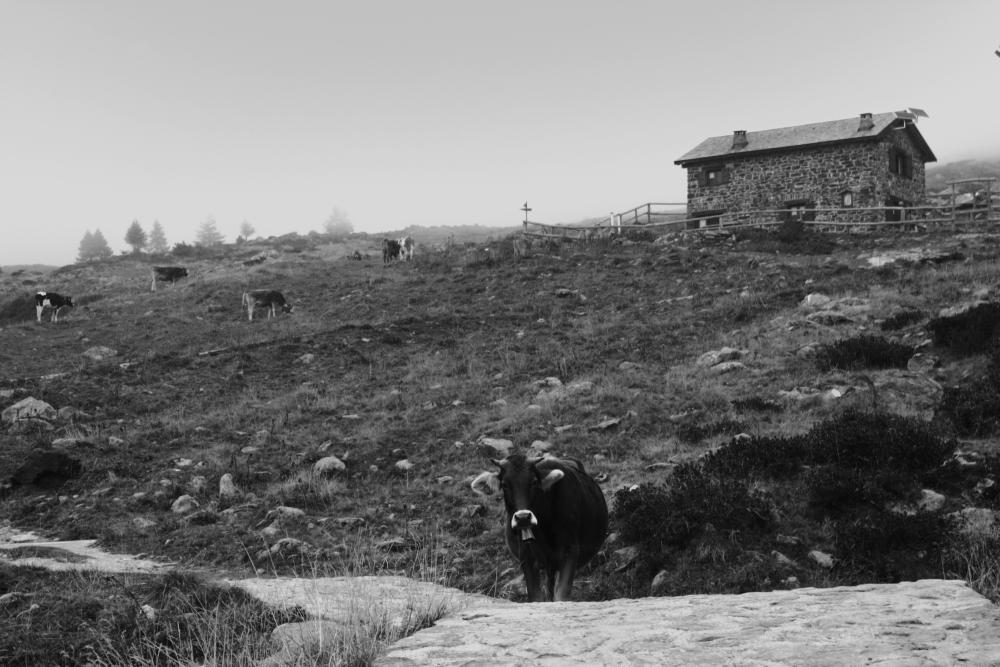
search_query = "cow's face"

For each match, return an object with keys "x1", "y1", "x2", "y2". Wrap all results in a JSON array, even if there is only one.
[
  {"x1": 471, "y1": 454, "x2": 564, "y2": 542},
  {"x1": 65, "y1": 297, "x2": 74, "y2": 307},
  {"x1": 282, "y1": 303, "x2": 294, "y2": 314}
]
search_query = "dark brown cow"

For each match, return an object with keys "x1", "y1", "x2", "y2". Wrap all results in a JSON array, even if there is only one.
[
  {"x1": 242, "y1": 289, "x2": 293, "y2": 321},
  {"x1": 382, "y1": 238, "x2": 402, "y2": 265},
  {"x1": 151, "y1": 266, "x2": 189, "y2": 291},
  {"x1": 35, "y1": 292, "x2": 74, "y2": 323},
  {"x1": 472, "y1": 453, "x2": 609, "y2": 601}
]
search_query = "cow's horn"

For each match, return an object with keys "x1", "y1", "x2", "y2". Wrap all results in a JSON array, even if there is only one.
[
  {"x1": 528, "y1": 456, "x2": 545, "y2": 466},
  {"x1": 491, "y1": 457, "x2": 507, "y2": 468}
]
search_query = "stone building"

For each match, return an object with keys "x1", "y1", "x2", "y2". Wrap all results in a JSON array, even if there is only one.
[{"x1": 674, "y1": 112, "x2": 937, "y2": 226}]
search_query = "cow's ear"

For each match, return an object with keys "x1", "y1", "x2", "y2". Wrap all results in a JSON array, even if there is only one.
[
  {"x1": 540, "y1": 469, "x2": 564, "y2": 491},
  {"x1": 471, "y1": 471, "x2": 500, "y2": 496}
]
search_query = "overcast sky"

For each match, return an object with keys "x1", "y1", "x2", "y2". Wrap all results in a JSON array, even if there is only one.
[{"x1": 3, "y1": 0, "x2": 999, "y2": 266}]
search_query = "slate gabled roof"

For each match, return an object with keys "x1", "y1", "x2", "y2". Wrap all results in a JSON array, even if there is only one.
[{"x1": 675, "y1": 112, "x2": 936, "y2": 165}]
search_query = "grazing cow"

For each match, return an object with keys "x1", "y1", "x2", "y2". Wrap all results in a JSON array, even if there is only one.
[
  {"x1": 398, "y1": 236, "x2": 415, "y2": 261},
  {"x1": 242, "y1": 289, "x2": 293, "y2": 321},
  {"x1": 151, "y1": 266, "x2": 189, "y2": 291},
  {"x1": 35, "y1": 292, "x2": 74, "y2": 323},
  {"x1": 472, "y1": 453, "x2": 609, "y2": 601},
  {"x1": 382, "y1": 238, "x2": 402, "y2": 265}
]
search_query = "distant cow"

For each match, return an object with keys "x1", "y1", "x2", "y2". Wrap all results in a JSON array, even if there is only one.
[
  {"x1": 382, "y1": 238, "x2": 402, "y2": 265},
  {"x1": 242, "y1": 289, "x2": 293, "y2": 321},
  {"x1": 151, "y1": 266, "x2": 189, "y2": 291},
  {"x1": 472, "y1": 453, "x2": 609, "y2": 601},
  {"x1": 35, "y1": 291, "x2": 74, "y2": 323},
  {"x1": 398, "y1": 236, "x2": 415, "y2": 261}
]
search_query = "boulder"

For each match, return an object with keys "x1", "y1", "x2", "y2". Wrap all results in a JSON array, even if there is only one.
[
  {"x1": 2, "y1": 397, "x2": 56, "y2": 425},
  {"x1": 314, "y1": 455, "x2": 347, "y2": 476}
]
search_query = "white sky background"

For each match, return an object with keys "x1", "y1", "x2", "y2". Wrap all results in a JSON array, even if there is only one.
[{"x1": 2, "y1": 0, "x2": 999, "y2": 266}]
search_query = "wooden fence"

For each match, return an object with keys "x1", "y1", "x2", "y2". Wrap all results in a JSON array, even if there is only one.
[{"x1": 523, "y1": 199, "x2": 999, "y2": 241}]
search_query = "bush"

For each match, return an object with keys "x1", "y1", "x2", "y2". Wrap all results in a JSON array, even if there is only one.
[
  {"x1": 927, "y1": 302, "x2": 1000, "y2": 355},
  {"x1": 881, "y1": 309, "x2": 924, "y2": 331},
  {"x1": 805, "y1": 409, "x2": 954, "y2": 474},
  {"x1": 676, "y1": 417, "x2": 747, "y2": 444},
  {"x1": 613, "y1": 465, "x2": 774, "y2": 558},
  {"x1": 834, "y1": 511, "x2": 955, "y2": 582},
  {"x1": 731, "y1": 397, "x2": 782, "y2": 413},
  {"x1": 815, "y1": 334, "x2": 914, "y2": 372},
  {"x1": 699, "y1": 433, "x2": 808, "y2": 479},
  {"x1": 937, "y1": 350, "x2": 1000, "y2": 437}
]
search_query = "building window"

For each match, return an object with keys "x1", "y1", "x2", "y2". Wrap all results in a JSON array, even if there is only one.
[
  {"x1": 885, "y1": 196, "x2": 909, "y2": 222},
  {"x1": 841, "y1": 191, "x2": 854, "y2": 207},
  {"x1": 689, "y1": 209, "x2": 724, "y2": 229},
  {"x1": 783, "y1": 200, "x2": 816, "y2": 222},
  {"x1": 889, "y1": 148, "x2": 913, "y2": 179},
  {"x1": 698, "y1": 165, "x2": 729, "y2": 187}
]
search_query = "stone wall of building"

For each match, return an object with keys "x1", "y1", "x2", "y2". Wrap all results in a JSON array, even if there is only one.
[{"x1": 685, "y1": 131, "x2": 927, "y2": 220}]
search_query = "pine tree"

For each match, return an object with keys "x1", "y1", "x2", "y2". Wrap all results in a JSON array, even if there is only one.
[
  {"x1": 148, "y1": 220, "x2": 168, "y2": 254},
  {"x1": 77, "y1": 230, "x2": 95, "y2": 263},
  {"x1": 195, "y1": 217, "x2": 225, "y2": 246},
  {"x1": 77, "y1": 229, "x2": 113, "y2": 262},
  {"x1": 90, "y1": 229, "x2": 113, "y2": 260},
  {"x1": 323, "y1": 207, "x2": 353, "y2": 237},
  {"x1": 125, "y1": 219, "x2": 147, "y2": 254}
]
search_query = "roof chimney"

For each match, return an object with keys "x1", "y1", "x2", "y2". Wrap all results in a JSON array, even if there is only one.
[
  {"x1": 732, "y1": 129, "x2": 748, "y2": 149},
  {"x1": 858, "y1": 112, "x2": 875, "y2": 131}
]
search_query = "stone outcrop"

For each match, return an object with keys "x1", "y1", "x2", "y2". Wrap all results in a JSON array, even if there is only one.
[{"x1": 376, "y1": 580, "x2": 1000, "y2": 666}]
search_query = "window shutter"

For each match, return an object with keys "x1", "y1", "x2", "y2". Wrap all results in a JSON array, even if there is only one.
[
  {"x1": 696, "y1": 170, "x2": 706, "y2": 187},
  {"x1": 719, "y1": 168, "x2": 730, "y2": 184},
  {"x1": 888, "y1": 149, "x2": 898, "y2": 174},
  {"x1": 903, "y1": 155, "x2": 913, "y2": 179}
]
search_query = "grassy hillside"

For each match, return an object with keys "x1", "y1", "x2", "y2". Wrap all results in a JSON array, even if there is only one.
[{"x1": 2, "y1": 227, "x2": 1000, "y2": 664}]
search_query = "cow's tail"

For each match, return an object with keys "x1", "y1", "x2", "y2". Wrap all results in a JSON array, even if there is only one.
[
  {"x1": 150, "y1": 268, "x2": 157, "y2": 292},
  {"x1": 241, "y1": 291, "x2": 249, "y2": 311}
]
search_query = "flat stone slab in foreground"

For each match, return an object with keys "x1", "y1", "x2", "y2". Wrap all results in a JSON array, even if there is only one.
[{"x1": 377, "y1": 579, "x2": 1000, "y2": 666}]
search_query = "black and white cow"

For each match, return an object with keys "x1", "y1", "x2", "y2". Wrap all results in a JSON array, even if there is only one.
[
  {"x1": 35, "y1": 292, "x2": 74, "y2": 323},
  {"x1": 242, "y1": 289, "x2": 293, "y2": 321},
  {"x1": 151, "y1": 266, "x2": 189, "y2": 291},
  {"x1": 382, "y1": 238, "x2": 402, "y2": 265},
  {"x1": 398, "y1": 236, "x2": 415, "y2": 261},
  {"x1": 472, "y1": 453, "x2": 609, "y2": 602}
]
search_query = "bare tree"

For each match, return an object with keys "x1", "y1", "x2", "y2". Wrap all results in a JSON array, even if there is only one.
[{"x1": 239, "y1": 219, "x2": 256, "y2": 241}]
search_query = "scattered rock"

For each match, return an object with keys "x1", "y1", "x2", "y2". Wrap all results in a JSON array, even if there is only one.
[
  {"x1": 219, "y1": 473, "x2": 239, "y2": 499},
  {"x1": 81, "y1": 346, "x2": 117, "y2": 361},
  {"x1": 314, "y1": 455, "x2": 347, "y2": 476},
  {"x1": 2, "y1": 397, "x2": 56, "y2": 425},
  {"x1": 808, "y1": 550, "x2": 834, "y2": 568},
  {"x1": 171, "y1": 495, "x2": 199, "y2": 514}
]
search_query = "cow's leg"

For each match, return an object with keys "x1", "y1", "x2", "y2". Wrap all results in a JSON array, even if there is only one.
[
  {"x1": 151, "y1": 277, "x2": 157, "y2": 292},
  {"x1": 51, "y1": 307, "x2": 59, "y2": 323},
  {"x1": 522, "y1": 562, "x2": 545, "y2": 602},
  {"x1": 553, "y1": 557, "x2": 577, "y2": 602},
  {"x1": 36, "y1": 305, "x2": 43, "y2": 323}
]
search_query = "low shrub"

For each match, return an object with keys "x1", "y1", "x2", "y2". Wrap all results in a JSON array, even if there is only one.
[
  {"x1": 676, "y1": 417, "x2": 747, "y2": 444},
  {"x1": 731, "y1": 397, "x2": 782, "y2": 413},
  {"x1": 834, "y1": 511, "x2": 955, "y2": 582},
  {"x1": 699, "y1": 433, "x2": 808, "y2": 479},
  {"x1": 927, "y1": 302, "x2": 1000, "y2": 355},
  {"x1": 613, "y1": 464, "x2": 774, "y2": 559},
  {"x1": 937, "y1": 350, "x2": 1000, "y2": 437},
  {"x1": 805, "y1": 409, "x2": 954, "y2": 474},
  {"x1": 880, "y1": 309, "x2": 924, "y2": 331},
  {"x1": 815, "y1": 334, "x2": 914, "y2": 372}
]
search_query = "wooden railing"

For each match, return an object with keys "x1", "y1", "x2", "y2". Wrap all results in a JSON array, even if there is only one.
[{"x1": 522, "y1": 201, "x2": 999, "y2": 240}]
